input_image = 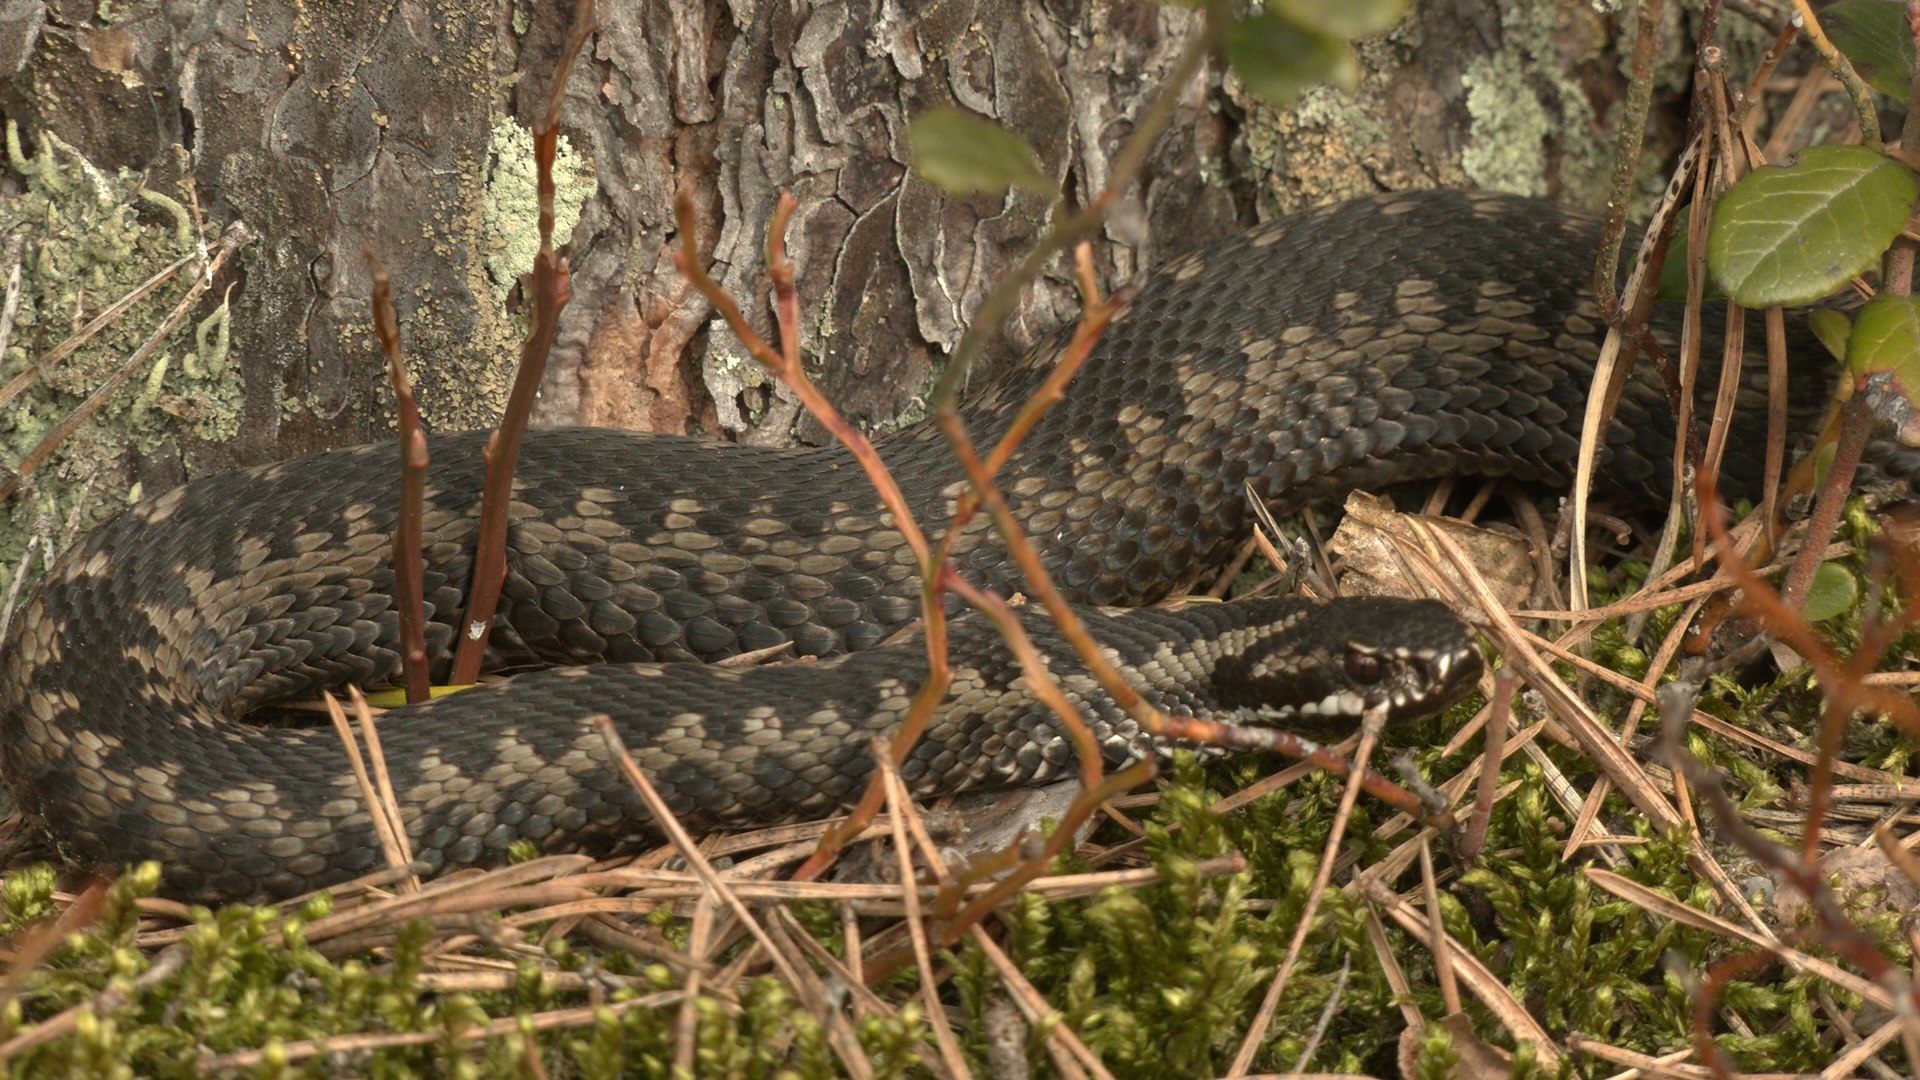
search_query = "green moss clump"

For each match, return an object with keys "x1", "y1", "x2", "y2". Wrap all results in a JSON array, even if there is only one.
[{"x1": 0, "y1": 121, "x2": 243, "y2": 601}]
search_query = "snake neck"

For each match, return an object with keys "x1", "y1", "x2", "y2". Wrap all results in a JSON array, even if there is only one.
[{"x1": 931, "y1": 190, "x2": 1835, "y2": 610}]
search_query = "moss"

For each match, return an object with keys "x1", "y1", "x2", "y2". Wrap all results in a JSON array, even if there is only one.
[
  {"x1": 0, "y1": 122, "x2": 244, "y2": 604},
  {"x1": 0, "y1": 699, "x2": 1872, "y2": 1078},
  {"x1": 0, "y1": 863, "x2": 926, "y2": 1078}
]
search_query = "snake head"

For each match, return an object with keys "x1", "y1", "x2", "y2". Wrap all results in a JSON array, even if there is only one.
[{"x1": 1217, "y1": 597, "x2": 1483, "y2": 729}]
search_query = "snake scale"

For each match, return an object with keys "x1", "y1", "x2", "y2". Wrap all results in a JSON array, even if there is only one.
[{"x1": 0, "y1": 191, "x2": 1844, "y2": 901}]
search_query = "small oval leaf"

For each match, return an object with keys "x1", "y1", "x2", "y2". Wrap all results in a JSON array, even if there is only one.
[
  {"x1": 1223, "y1": 11, "x2": 1358, "y2": 110},
  {"x1": 1808, "y1": 308, "x2": 1853, "y2": 361},
  {"x1": 1847, "y1": 294, "x2": 1920, "y2": 381},
  {"x1": 1849, "y1": 295, "x2": 1920, "y2": 445},
  {"x1": 1827, "y1": 0, "x2": 1915, "y2": 101},
  {"x1": 1268, "y1": 0, "x2": 1409, "y2": 38},
  {"x1": 909, "y1": 108, "x2": 1055, "y2": 198},
  {"x1": 1706, "y1": 145, "x2": 1917, "y2": 308},
  {"x1": 1801, "y1": 561, "x2": 1858, "y2": 622}
]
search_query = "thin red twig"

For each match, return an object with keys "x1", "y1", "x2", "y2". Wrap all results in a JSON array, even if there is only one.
[
  {"x1": 450, "y1": 0, "x2": 594, "y2": 684},
  {"x1": 363, "y1": 247, "x2": 431, "y2": 704}
]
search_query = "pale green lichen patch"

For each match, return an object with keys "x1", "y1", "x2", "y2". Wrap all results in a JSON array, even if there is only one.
[
  {"x1": 1459, "y1": 5, "x2": 1608, "y2": 204},
  {"x1": 1461, "y1": 52, "x2": 1553, "y2": 197},
  {"x1": 1242, "y1": 85, "x2": 1408, "y2": 213},
  {"x1": 482, "y1": 117, "x2": 596, "y2": 306},
  {"x1": 0, "y1": 122, "x2": 243, "y2": 605}
]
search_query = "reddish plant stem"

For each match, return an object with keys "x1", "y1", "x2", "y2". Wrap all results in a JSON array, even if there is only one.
[
  {"x1": 671, "y1": 190, "x2": 949, "y2": 881},
  {"x1": 671, "y1": 194, "x2": 931, "y2": 567},
  {"x1": 450, "y1": 0, "x2": 594, "y2": 684},
  {"x1": 804, "y1": 14, "x2": 1223, "y2": 876},
  {"x1": 799, "y1": 249, "x2": 1128, "y2": 878},
  {"x1": 1777, "y1": 395, "x2": 1873, "y2": 610},
  {"x1": 1699, "y1": 473, "x2": 1919, "y2": 726},
  {"x1": 364, "y1": 248, "x2": 432, "y2": 704},
  {"x1": 1688, "y1": 948, "x2": 1778, "y2": 1079},
  {"x1": 1157, "y1": 714, "x2": 1443, "y2": 821}
]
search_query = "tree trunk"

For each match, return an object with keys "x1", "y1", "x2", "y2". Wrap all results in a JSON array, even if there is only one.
[{"x1": 0, "y1": 0, "x2": 1660, "y2": 584}]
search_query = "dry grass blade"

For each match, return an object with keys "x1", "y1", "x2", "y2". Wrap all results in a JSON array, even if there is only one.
[
  {"x1": 1816, "y1": 1015, "x2": 1908, "y2": 1079},
  {"x1": 1412, "y1": 517, "x2": 1778, "y2": 939},
  {"x1": 1412, "y1": 520, "x2": 1684, "y2": 825},
  {"x1": 589, "y1": 717, "x2": 802, "y2": 989},
  {"x1": 427, "y1": 854, "x2": 1246, "y2": 916},
  {"x1": 964, "y1": 928, "x2": 1114, "y2": 1080},
  {"x1": 673, "y1": 898, "x2": 714, "y2": 1076},
  {"x1": 1562, "y1": 590, "x2": 1709, "y2": 859},
  {"x1": 0, "y1": 239, "x2": 205, "y2": 416},
  {"x1": 194, "y1": 992, "x2": 684, "y2": 1073},
  {"x1": 322, "y1": 689, "x2": 418, "y2": 894},
  {"x1": 875, "y1": 741, "x2": 973, "y2": 1079},
  {"x1": 0, "y1": 878, "x2": 107, "y2": 1034},
  {"x1": 1568, "y1": 131, "x2": 1700, "y2": 612},
  {"x1": 0, "y1": 944, "x2": 183, "y2": 1062},
  {"x1": 285, "y1": 856, "x2": 593, "y2": 949},
  {"x1": 1565, "y1": 1034, "x2": 1809, "y2": 1079}
]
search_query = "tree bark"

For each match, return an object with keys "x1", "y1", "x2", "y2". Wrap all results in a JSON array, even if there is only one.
[{"x1": 0, "y1": 0, "x2": 1660, "y2": 578}]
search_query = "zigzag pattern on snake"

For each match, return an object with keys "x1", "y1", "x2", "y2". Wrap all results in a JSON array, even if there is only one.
[{"x1": 0, "y1": 190, "x2": 1847, "y2": 901}]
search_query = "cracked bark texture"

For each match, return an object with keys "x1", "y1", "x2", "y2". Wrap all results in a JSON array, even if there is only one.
[{"x1": 0, "y1": 0, "x2": 1646, "y2": 494}]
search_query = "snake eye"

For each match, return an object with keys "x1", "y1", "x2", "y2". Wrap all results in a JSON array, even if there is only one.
[{"x1": 1343, "y1": 649, "x2": 1382, "y2": 685}]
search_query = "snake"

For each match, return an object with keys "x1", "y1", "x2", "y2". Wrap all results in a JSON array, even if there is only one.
[{"x1": 0, "y1": 189, "x2": 1845, "y2": 902}]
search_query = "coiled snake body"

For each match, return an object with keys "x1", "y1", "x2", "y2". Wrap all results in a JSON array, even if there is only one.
[{"x1": 0, "y1": 191, "x2": 1833, "y2": 900}]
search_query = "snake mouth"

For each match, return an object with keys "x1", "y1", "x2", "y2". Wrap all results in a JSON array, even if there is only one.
[{"x1": 1402, "y1": 641, "x2": 1485, "y2": 719}]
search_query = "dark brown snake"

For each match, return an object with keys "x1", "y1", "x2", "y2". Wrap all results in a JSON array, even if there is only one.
[{"x1": 0, "y1": 191, "x2": 1858, "y2": 902}]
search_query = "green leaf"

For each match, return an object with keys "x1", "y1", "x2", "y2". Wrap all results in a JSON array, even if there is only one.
[
  {"x1": 1847, "y1": 294, "x2": 1920, "y2": 381},
  {"x1": 1826, "y1": 0, "x2": 1916, "y2": 101},
  {"x1": 1707, "y1": 145, "x2": 1917, "y2": 308},
  {"x1": 1801, "y1": 561, "x2": 1858, "y2": 622},
  {"x1": 1847, "y1": 294, "x2": 1920, "y2": 445},
  {"x1": 1267, "y1": 0, "x2": 1409, "y2": 38},
  {"x1": 908, "y1": 108, "x2": 1055, "y2": 198},
  {"x1": 1223, "y1": 11, "x2": 1359, "y2": 110},
  {"x1": 1808, "y1": 308, "x2": 1853, "y2": 361}
]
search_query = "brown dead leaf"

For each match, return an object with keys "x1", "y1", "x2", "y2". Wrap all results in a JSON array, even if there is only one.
[
  {"x1": 1773, "y1": 845, "x2": 1920, "y2": 932},
  {"x1": 1328, "y1": 491, "x2": 1534, "y2": 621}
]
